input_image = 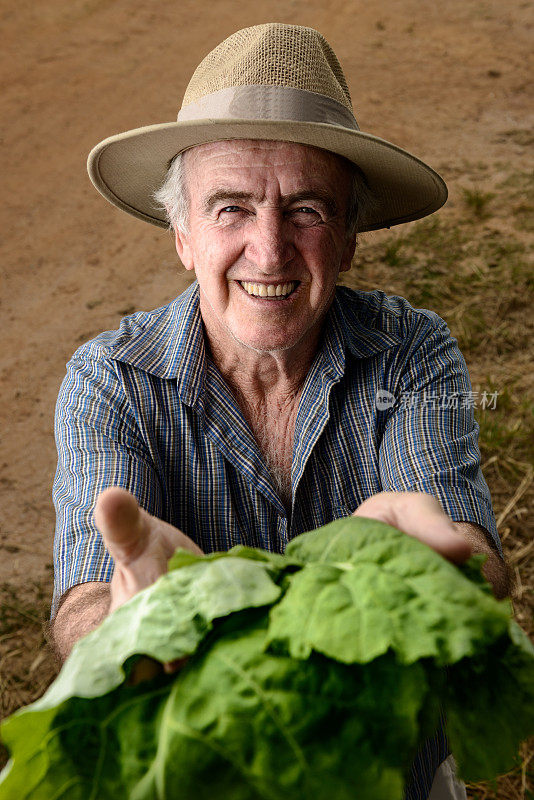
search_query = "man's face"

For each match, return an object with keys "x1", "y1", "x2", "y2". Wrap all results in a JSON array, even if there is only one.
[{"x1": 174, "y1": 139, "x2": 356, "y2": 356}]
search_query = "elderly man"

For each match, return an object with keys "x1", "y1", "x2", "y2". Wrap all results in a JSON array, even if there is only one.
[{"x1": 51, "y1": 23, "x2": 508, "y2": 800}]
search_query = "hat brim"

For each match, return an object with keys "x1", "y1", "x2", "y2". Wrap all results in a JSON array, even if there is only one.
[{"x1": 87, "y1": 119, "x2": 447, "y2": 232}]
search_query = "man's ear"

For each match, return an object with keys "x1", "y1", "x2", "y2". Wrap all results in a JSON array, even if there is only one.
[
  {"x1": 340, "y1": 232, "x2": 357, "y2": 273},
  {"x1": 174, "y1": 227, "x2": 194, "y2": 271}
]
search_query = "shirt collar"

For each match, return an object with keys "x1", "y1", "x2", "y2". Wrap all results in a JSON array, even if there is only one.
[
  {"x1": 109, "y1": 281, "x2": 206, "y2": 406},
  {"x1": 109, "y1": 282, "x2": 401, "y2": 404},
  {"x1": 319, "y1": 286, "x2": 402, "y2": 380}
]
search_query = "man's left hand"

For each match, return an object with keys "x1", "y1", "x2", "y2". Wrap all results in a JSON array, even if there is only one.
[{"x1": 352, "y1": 491, "x2": 473, "y2": 564}]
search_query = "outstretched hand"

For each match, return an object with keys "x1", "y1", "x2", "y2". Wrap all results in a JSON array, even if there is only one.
[
  {"x1": 352, "y1": 491, "x2": 473, "y2": 564},
  {"x1": 94, "y1": 487, "x2": 203, "y2": 613}
]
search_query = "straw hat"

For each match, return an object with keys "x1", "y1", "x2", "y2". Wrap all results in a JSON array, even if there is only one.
[{"x1": 87, "y1": 23, "x2": 447, "y2": 232}]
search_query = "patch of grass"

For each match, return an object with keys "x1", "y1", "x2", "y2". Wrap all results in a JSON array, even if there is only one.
[
  {"x1": 404, "y1": 215, "x2": 466, "y2": 253},
  {"x1": 0, "y1": 580, "x2": 49, "y2": 637},
  {"x1": 453, "y1": 308, "x2": 488, "y2": 352},
  {"x1": 511, "y1": 201, "x2": 534, "y2": 233},
  {"x1": 498, "y1": 170, "x2": 534, "y2": 194},
  {"x1": 352, "y1": 214, "x2": 532, "y2": 358},
  {"x1": 497, "y1": 170, "x2": 534, "y2": 232},
  {"x1": 383, "y1": 240, "x2": 409, "y2": 267},
  {"x1": 0, "y1": 578, "x2": 58, "y2": 770},
  {"x1": 461, "y1": 187, "x2": 496, "y2": 218},
  {"x1": 496, "y1": 129, "x2": 534, "y2": 147},
  {"x1": 476, "y1": 234, "x2": 525, "y2": 266},
  {"x1": 477, "y1": 402, "x2": 533, "y2": 462}
]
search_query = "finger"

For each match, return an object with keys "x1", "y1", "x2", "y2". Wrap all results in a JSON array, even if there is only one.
[
  {"x1": 94, "y1": 487, "x2": 148, "y2": 563},
  {"x1": 354, "y1": 492, "x2": 473, "y2": 564},
  {"x1": 400, "y1": 515, "x2": 473, "y2": 564}
]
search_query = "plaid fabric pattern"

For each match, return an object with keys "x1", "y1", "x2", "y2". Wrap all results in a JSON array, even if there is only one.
[{"x1": 52, "y1": 280, "x2": 500, "y2": 799}]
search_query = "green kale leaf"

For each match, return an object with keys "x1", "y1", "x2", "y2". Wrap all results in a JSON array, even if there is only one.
[
  {"x1": 267, "y1": 517, "x2": 511, "y2": 665},
  {"x1": 0, "y1": 516, "x2": 531, "y2": 798}
]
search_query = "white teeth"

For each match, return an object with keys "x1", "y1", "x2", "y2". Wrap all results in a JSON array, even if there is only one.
[{"x1": 240, "y1": 281, "x2": 297, "y2": 298}]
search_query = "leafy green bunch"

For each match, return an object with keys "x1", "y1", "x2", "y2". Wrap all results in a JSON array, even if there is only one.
[{"x1": 0, "y1": 517, "x2": 532, "y2": 799}]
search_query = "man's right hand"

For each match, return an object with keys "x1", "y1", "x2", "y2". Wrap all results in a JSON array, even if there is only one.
[
  {"x1": 52, "y1": 488, "x2": 203, "y2": 661},
  {"x1": 94, "y1": 486, "x2": 204, "y2": 614}
]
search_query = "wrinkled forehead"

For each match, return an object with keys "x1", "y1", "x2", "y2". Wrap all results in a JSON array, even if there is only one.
[{"x1": 181, "y1": 139, "x2": 354, "y2": 196}]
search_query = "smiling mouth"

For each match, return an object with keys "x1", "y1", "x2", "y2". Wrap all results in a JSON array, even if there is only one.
[{"x1": 238, "y1": 280, "x2": 299, "y2": 298}]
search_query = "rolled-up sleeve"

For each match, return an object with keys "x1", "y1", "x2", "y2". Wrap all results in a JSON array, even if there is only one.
[
  {"x1": 52, "y1": 350, "x2": 162, "y2": 617},
  {"x1": 379, "y1": 315, "x2": 501, "y2": 555}
]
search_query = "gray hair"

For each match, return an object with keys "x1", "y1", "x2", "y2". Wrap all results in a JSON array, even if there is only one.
[
  {"x1": 154, "y1": 152, "x2": 190, "y2": 235},
  {"x1": 153, "y1": 148, "x2": 374, "y2": 237}
]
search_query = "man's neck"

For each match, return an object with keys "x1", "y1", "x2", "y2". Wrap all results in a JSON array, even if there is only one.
[
  {"x1": 205, "y1": 326, "x2": 320, "y2": 402},
  {"x1": 205, "y1": 329, "x2": 312, "y2": 515}
]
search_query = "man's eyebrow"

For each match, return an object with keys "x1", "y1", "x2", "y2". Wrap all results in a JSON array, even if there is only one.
[
  {"x1": 203, "y1": 190, "x2": 255, "y2": 214},
  {"x1": 202, "y1": 188, "x2": 339, "y2": 216},
  {"x1": 285, "y1": 191, "x2": 338, "y2": 217}
]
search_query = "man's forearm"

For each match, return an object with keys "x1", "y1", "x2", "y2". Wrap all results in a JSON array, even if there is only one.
[
  {"x1": 452, "y1": 521, "x2": 512, "y2": 599},
  {"x1": 51, "y1": 582, "x2": 111, "y2": 662}
]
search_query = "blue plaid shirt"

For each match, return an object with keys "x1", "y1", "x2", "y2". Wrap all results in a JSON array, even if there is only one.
[{"x1": 53, "y1": 280, "x2": 500, "y2": 799}]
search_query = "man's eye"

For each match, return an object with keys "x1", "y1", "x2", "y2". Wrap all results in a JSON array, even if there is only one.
[
  {"x1": 291, "y1": 207, "x2": 322, "y2": 226},
  {"x1": 221, "y1": 206, "x2": 241, "y2": 213}
]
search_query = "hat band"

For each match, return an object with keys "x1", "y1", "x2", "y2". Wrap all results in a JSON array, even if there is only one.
[{"x1": 177, "y1": 85, "x2": 360, "y2": 130}]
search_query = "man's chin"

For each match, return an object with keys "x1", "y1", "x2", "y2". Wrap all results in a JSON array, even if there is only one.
[
  {"x1": 231, "y1": 330, "x2": 298, "y2": 354},
  {"x1": 227, "y1": 316, "x2": 327, "y2": 359}
]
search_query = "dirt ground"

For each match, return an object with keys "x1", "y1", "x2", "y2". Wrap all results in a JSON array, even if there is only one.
[{"x1": 1, "y1": 0, "x2": 533, "y2": 792}]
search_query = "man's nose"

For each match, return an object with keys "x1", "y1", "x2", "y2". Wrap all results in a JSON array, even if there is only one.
[{"x1": 245, "y1": 211, "x2": 294, "y2": 272}]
